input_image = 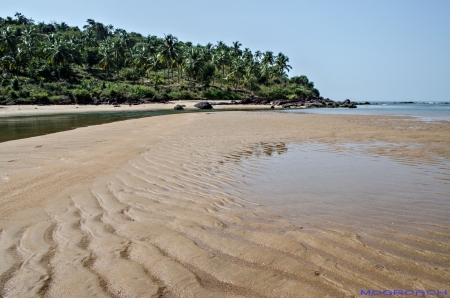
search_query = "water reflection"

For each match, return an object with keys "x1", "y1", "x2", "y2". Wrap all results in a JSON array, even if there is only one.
[
  {"x1": 0, "y1": 109, "x2": 198, "y2": 143},
  {"x1": 229, "y1": 142, "x2": 450, "y2": 229},
  {"x1": 223, "y1": 142, "x2": 288, "y2": 164}
]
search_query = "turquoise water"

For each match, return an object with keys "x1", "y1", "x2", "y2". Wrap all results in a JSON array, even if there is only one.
[{"x1": 281, "y1": 102, "x2": 450, "y2": 121}]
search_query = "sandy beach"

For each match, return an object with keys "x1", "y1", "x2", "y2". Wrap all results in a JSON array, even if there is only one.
[
  {"x1": 0, "y1": 110, "x2": 449, "y2": 297},
  {"x1": 0, "y1": 101, "x2": 274, "y2": 117}
]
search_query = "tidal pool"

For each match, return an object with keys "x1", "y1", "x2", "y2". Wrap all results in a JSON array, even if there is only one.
[{"x1": 221, "y1": 142, "x2": 450, "y2": 232}]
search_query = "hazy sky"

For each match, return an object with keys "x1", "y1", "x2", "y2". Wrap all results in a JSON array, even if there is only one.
[{"x1": 3, "y1": 0, "x2": 450, "y2": 101}]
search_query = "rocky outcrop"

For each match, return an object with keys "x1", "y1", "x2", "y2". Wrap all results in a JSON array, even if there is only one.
[
  {"x1": 239, "y1": 97, "x2": 271, "y2": 105},
  {"x1": 203, "y1": 96, "x2": 362, "y2": 109}
]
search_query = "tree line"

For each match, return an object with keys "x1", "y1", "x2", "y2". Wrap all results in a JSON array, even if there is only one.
[{"x1": 0, "y1": 13, "x2": 320, "y2": 104}]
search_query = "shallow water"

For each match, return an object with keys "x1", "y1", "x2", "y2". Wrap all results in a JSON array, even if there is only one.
[
  {"x1": 225, "y1": 143, "x2": 450, "y2": 230},
  {"x1": 0, "y1": 109, "x2": 199, "y2": 143}
]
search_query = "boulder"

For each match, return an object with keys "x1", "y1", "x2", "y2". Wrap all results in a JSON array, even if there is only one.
[
  {"x1": 174, "y1": 104, "x2": 184, "y2": 110},
  {"x1": 194, "y1": 101, "x2": 213, "y2": 109}
]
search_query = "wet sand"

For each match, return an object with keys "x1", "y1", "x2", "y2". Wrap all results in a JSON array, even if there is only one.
[{"x1": 0, "y1": 112, "x2": 449, "y2": 297}]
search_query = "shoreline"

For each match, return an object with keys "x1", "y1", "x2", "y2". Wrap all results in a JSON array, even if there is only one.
[
  {"x1": 0, "y1": 101, "x2": 276, "y2": 117},
  {"x1": 0, "y1": 112, "x2": 449, "y2": 297}
]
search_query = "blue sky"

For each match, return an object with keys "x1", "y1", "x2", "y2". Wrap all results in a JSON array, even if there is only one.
[{"x1": 3, "y1": 0, "x2": 450, "y2": 101}]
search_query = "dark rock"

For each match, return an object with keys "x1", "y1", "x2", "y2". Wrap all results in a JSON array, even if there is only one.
[
  {"x1": 239, "y1": 97, "x2": 271, "y2": 105},
  {"x1": 270, "y1": 105, "x2": 274, "y2": 109},
  {"x1": 343, "y1": 99, "x2": 351, "y2": 104},
  {"x1": 114, "y1": 105, "x2": 121, "y2": 107},
  {"x1": 174, "y1": 104, "x2": 184, "y2": 110},
  {"x1": 194, "y1": 101, "x2": 213, "y2": 109},
  {"x1": 348, "y1": 104, "x2": 357, "y2": 108}
]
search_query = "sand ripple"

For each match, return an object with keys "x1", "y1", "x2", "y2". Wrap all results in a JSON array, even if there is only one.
[{"x1": 0, "y1": 112, "x2": 449, "y2": 297}]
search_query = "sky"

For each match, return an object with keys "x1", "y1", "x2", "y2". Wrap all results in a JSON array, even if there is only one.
[{"x1": 2, "y1": 0, "x2": 450, "y2": 102}]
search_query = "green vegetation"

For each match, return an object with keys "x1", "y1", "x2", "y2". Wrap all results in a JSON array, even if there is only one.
[{"x1": 0, "y1": 13, "x2": 320, "y2": 104}]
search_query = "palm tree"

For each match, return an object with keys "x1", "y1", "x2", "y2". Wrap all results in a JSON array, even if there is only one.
[
  {"x1": 17, "y1": 27, "x2": 38, "y2": 76},
  {"x1": 275, "y1": 52, "x2": 292, "y2": 86},
  {"x1": 43, "y1": 35, "x2": 73, "y2": 80},
  {"x1": 98, "y1": 37, "x2": 116, "y2": 80},
  {"x1": 232, "y1": 41, "x2": 242, "y2": 57},
  {"x1": 144, "y1": 53, "x2": 159, "y2": 83},
  {"x1": 84, "y1": 19, "x2": 109, "y2": 41},
  {"x1": 228, "y1": 57, "x2": 245, "y2": 90},
  {"x1": 0, "y1": 26, "x2": 17, "y2": 55},
  {"x1": 0, "y1": 55, "x2": 18, "y2": 75},
  {"x1": 127, "y1": 43, "x2": 149, "y2": 82},
  {"x1": 254, "y1": 50, "x2": 263, "y2": 62},
  {"x1": 182, "y1": 47, "x2": 202, "y2": 87},
  {"x1": 262, "y1": 51, "x2": 274, "y2": 67},
  {"x1": 212, "y1": 48, "x2": 228, "y2": 87},
  {"x1": 158, "y1": 34, "x2": 179, "y2": 83}
]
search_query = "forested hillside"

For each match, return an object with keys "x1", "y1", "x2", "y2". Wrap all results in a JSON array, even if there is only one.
[{"x1": 0, "y1": 13, "x2": 320, "y2": 104}]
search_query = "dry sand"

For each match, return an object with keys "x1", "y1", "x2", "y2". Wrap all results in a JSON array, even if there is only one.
[
  {"x1": 0, "y1": 101, "x2": 273, "y2": 117},
  {"x1": 0, "y1": 111, "x2": 449, "y2": 297}
]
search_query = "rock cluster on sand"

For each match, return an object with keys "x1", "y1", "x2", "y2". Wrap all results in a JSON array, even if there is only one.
[{"x1": 194, "y1": 102, "x2": 213, "y2": 109}]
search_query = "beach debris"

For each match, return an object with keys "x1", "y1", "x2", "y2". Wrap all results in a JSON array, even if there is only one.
[
  {"x1": 114, "y1": 105, "x2": 121, "y2": 107},
  {"x1": 194, "y1": 101, "x2": 213, "y2": 109},
  {"x1": 174, "y1": 104, "x2": 184, "y2": 110},
  {"x1": 314, "y1": 271, "x2": 321, "y2": 276}
]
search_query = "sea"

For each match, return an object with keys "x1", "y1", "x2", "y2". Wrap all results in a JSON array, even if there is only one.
[{"x1": 281, "y1": 101, "x2": 450, "y2": 121}]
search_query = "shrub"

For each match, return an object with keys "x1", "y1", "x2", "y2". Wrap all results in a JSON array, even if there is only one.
[
  {"x1": 267, "y1": 88, "x2": 288, "y2": 99},
  {"x1": 107, "y1": 88, "x2": 118, "y2": 98},
  {"x1": 201, "y1": 89, "x2": 241, "y2": 100},
  {"x1": 19, "y1": 90, "x2": 30, "y2": 98},
  {"x1": 91, "y1": 88, "x2": 102, "y2": 99},
  {"x1": 153, "y1": 90, "x2": 168, "y2": 101},
  {"x1": 120, "y1": 68, "x2": 140, "y2": 82},
  {"x1": 106, "y1": 84, "x2": 129, "y2": 99},
  {"x1": 293, "y1": 87, "x2": 309, "y2": 97},
  {"x1": 289, "y1": 75, "x2": 309, "y2": 86},
  {"x1": 133, "y1": 86, "x2": 155, "y2": 99},
  {"x1": 168, "y1": 90, "x2": 195, "y2": 100},
  {"x1": 311, "y1": 88, "x2": 320, "y2": 97},
  {"x1": 32, "y1": 91, "x2": 50, "y2": 104},
  {"x1": 72, "y1": 89, "x2": 92, "y2": 104},
  {"x1": 7, "y1": 90, "x2": 18, "y2": 100},
  {"x1": 11, "y1": 77, "x2": 20, "y2": 91},
  {"x1": 49, "y1": 95, "x2": 70, "y2": 104}
]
